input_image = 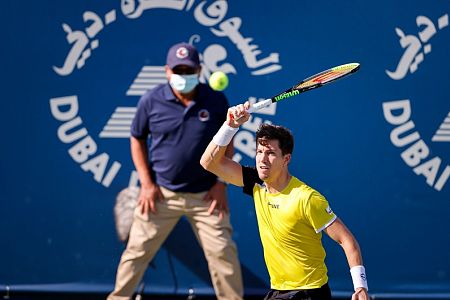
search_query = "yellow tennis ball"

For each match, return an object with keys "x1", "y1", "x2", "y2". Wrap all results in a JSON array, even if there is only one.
[{"x1": 209, "y1": 71, "x2": 229, "y2": 91}]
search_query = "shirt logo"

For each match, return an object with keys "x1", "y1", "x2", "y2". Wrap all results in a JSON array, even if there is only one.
[
  {"x1": 198, "y1": 109, "x2": 210, "y2": 122},
  {"x1": 268, "y1": 202, "x2": 279, "y2": 209},
  {"x1": 326, "y1": 206, "x2": 333, "y2": 214}
]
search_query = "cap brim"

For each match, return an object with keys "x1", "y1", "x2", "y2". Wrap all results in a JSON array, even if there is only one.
[{"x1": 168, "y1": 60, "x2": 199, "y2": 69}]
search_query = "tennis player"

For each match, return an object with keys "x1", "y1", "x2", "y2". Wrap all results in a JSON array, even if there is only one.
[{"x1": 200, "y1": 102, "x2": 369, "y2": 300}]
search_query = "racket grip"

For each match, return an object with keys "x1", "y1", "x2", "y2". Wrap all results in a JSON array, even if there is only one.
[
  {"x1": 247, "y1": 99, "x2": 272, "y2": 113},
  {"x1": 231, "y1": 99, "x2": 273, "y2": 120}
]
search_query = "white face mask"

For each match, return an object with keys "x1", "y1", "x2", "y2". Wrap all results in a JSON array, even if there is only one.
[{"x1": 169, "y1": 74, "x2": 199, "y2": 93}]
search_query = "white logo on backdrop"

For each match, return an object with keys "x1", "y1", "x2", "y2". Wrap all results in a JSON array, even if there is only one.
[
  {"x1": 432, "y1": 112, "x2": 450, "y2": 142},
  {"x1": 382, "y1": 13, "x2": 449, "y2": 192},
  {"x1": 386, "y1": 14, "x2": 448, "y2": 80},
  {"x1": 49, "y1": 1, "x2": 282, "y2": 188}
]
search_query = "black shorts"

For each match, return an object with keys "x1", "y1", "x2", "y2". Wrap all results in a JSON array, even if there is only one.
[{"x1": 263, "y1": 283, "x2": 332, "y2": 300}]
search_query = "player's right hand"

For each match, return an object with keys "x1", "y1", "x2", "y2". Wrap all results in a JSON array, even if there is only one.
[
  {"x1": 138, "y1": 184, "x2": 164, "y2": 215},
  {"x1": 227, "y1": 101, "x2": 251, "y2": 127}
]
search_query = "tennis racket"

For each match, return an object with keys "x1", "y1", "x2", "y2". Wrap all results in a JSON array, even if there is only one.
[{"x1": 244, "y1": 63, "x2": 360, "y2": 114}]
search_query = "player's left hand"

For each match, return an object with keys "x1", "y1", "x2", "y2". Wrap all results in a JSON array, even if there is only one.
[
  {"x1": 204, "y1": 181, "x2": 229, "y2": 221},
  {"x1": 351, "y1": 288, "x2": 370, "y2": 300}
]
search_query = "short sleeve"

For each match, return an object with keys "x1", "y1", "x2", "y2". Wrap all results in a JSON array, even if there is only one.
[
  {"x1": 130, "y1": 93, "x2": 151, "y2": 139},
  {"x1": 304, "y1": 191, "x2": 337, "y2": 233},
  {"x1": 242, "y1": 166, "x2": 263, "y2": 196}
]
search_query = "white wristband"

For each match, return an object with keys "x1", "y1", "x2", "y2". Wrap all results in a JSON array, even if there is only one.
[
  {"x1": 212, "y1": 123, "x2": 238, "y2": 146},
  {"x1": 350, "y1": 265, "x2": 368, "y2": 291}
]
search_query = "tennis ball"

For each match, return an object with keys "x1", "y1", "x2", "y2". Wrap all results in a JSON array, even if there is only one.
[{"x1": 209, "y1": 71, "x2": 229, "y2": 91}]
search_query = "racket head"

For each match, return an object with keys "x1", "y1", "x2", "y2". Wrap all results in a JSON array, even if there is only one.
[
  {"x1": 269, "y1": 63, "x2": 360, "y2": 104},
  {"x1": 294, "y1": 63, "x2": 360, "y2": 92}
]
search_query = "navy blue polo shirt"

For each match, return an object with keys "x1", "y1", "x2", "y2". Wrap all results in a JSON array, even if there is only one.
[{"x1": 131, "y1": 83, "x2": 229, "y2": 192}]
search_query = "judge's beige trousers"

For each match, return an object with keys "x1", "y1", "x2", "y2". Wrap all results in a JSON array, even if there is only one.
[{"x1": 108, "y1": 187, "x2": 243, "y2": 300}]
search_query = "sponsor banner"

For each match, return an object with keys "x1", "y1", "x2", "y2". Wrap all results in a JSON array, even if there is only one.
[{"x1": 1, "y1": 0, "x2": 449, "y2": 296}]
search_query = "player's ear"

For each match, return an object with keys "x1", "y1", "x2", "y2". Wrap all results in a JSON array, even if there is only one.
[{"x1": 283, "y1": 153, "x2": 291, "y2": 166}]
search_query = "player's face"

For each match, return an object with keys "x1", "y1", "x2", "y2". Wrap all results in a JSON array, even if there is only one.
[{"x1": 255, "y1": 139, "x2": 288, "y2": 182}]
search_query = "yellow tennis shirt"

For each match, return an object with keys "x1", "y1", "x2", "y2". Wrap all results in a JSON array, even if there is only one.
[{"x1": 243, "y1": 167, "x2": 337, "y2": 290}]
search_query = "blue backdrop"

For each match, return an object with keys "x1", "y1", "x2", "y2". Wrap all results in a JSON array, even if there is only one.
[{"x1": 1, "y1": 0, "x2": 449, "y2": 298}]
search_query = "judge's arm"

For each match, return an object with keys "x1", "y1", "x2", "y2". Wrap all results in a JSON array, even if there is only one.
[{"x1": 130, "y1": 136, "x2": 163, "y2": 214}]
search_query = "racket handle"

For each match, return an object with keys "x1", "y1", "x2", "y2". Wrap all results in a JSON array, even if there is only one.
[
  {"x1": 231, "y1": 99, "x2": 273, "y2": 120},
  {"x1": 247, "y1": 99, "x2": 272, "y2": 113}
]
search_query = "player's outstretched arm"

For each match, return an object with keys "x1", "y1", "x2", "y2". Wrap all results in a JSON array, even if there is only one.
[
  {"x1": 200, "y1": 103, "x2": 250, "y2": 187},
  {"x1": 324, "y1": 218, "x2": 370, "y2": 300}
]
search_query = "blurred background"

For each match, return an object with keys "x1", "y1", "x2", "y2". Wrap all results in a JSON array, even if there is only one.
[{"x1": 1, "y1": 1, "x2": 449, "y2": 299}]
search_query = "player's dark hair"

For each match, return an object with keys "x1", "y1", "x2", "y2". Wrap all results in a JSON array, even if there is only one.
[{"x1": 256, "y1": 124, "x2": 294, "y2": 155}]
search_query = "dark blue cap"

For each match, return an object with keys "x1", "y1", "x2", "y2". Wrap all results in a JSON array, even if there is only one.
[{"x1": 166, "y1": 42, "x2": 200, "y2": 69}]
